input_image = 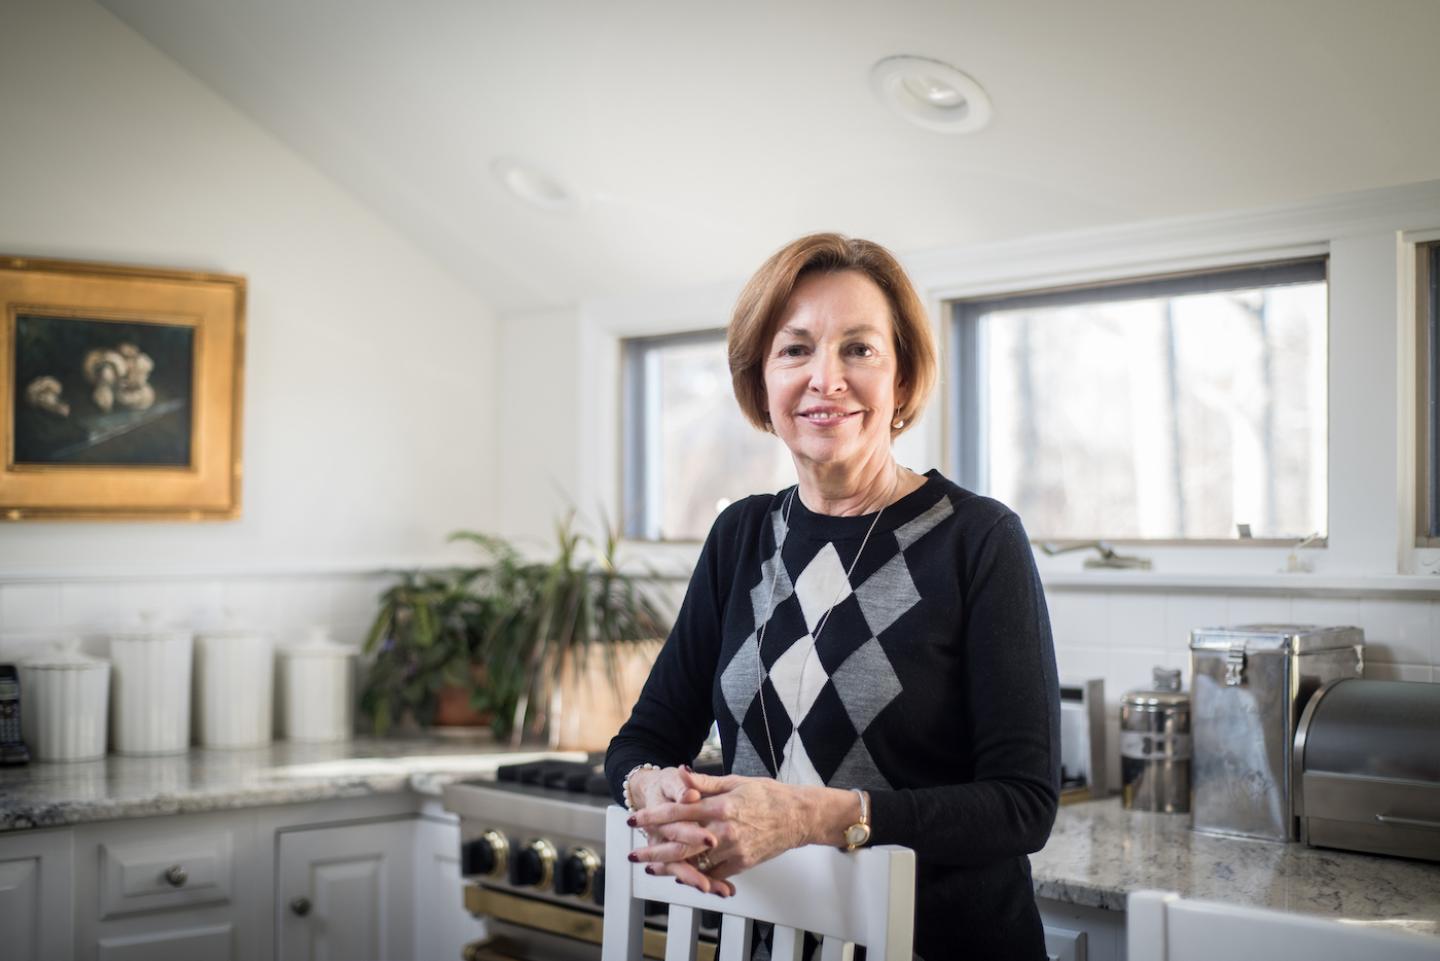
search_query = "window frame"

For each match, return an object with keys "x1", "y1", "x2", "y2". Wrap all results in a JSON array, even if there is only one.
[
  {"x1": 620, "y1": 326, "x2": 738, "y2": 542},
  {"x1": 1416, "y1": 240, "x2": 1440, "y2": 546},
  {"x1": 947, "y1": 257, "x2": 1330, "y2": 546}
]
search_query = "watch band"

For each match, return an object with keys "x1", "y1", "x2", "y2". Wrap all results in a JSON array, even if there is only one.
[{"x1": 844, "y1": 788, "x2": 871, "y2": 851}]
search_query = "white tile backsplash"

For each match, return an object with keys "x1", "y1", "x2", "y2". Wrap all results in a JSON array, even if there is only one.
[
  {"x1": 1107, "y1": 594, "x2": 1165, "y2": 650},
  {"x1": 1363, "y1": 662, "x2": 1433, "y2": 682},
  {"x1": 1289, "y1": 595, "x2": 1363, "y2": 629},
  {"x1": 1047, "y1": 591, "x2": 1109, "y2": 648},
  {"x1": 1356, "y1": 597, "x2": 1435, "y2": 664},
  {"x1": 1224, "y1": 594, "x2": 1293, "y2": 627},
  {"x1": 0, "y1": 583, "x2": 60, "y2": 632},
  {"x1": 1162, "y1": 593, "x2": 1228, "y2": 648}
]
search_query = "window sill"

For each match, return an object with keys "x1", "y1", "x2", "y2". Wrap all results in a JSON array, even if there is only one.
[{"x1": 1040, "y1": 570, "x2": 1440, "y2": 597}]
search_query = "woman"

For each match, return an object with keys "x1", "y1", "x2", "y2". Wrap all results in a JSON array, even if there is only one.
[{"x1": 605, "y1": 233, "x2": 1060, "y2": 960}]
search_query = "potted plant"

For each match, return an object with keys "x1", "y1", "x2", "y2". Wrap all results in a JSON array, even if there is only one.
[
  {"x1": 359, "y1": 520, "x2": 669, "y2": 749},
  {"x1": 473, "y1": 514, "x2": 670, "y2": 751},
  {"x1": 359, "y1": 533, "x2": 515, "y2": 736}
]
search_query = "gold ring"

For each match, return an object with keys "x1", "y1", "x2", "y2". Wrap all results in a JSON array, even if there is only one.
[{"x1": 691, "y1": 853, "x2": 714, "y2": 872}]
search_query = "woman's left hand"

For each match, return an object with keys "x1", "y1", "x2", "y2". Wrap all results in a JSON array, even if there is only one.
[{"x1": 629, "y1": 772, "x2": 812, "y2": 896}]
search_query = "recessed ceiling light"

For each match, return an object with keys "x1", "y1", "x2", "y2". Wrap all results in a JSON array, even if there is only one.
[
  {"x1": 491, "y1": 157, "x2": 577, "y2": 212},
  {"x1": 869, "y1": 55, "x2": 993, "y2": 134}
]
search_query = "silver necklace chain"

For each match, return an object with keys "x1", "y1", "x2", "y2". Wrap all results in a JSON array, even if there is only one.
[{"x1": 754, "y1": 469, "x2": 900, "y2": 782}]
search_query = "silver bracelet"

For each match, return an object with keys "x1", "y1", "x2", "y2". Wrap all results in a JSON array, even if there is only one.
[{"x1": 622, "y1": 763, "x2": 659, "y2": 812}]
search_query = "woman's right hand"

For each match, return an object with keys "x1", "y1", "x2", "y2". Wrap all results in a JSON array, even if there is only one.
[{"x1": 626, "y1": 766, "x2": 718, "y2": 866}]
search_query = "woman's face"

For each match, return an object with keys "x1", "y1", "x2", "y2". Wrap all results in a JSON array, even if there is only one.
[{"x1": 763, "y1": 270, "x2": 903, "y2": 474}]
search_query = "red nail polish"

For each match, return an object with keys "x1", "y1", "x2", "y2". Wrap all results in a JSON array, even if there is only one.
[
  {"x1": 627, "y1": 852, "x2": 638, "y2": 862},
  {"x1": 645, "y1": 865, "x2": 656, "y2": 875},
  {"x1": 675, "y1": 878, "x2": 684, "y2": 885},
  {"x1": 626, "y1": 816, "x2": 637, "y2": 827},
  {"x1": 704, "y1": 838, "x2": 715, "y2": 849}
]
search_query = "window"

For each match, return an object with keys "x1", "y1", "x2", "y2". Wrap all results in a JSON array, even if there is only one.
[
  {"x1": 1418, "y1": 242, "x2": 1440, "y2": 543},
  {"x1": 622, "y1": 331, "x2": 793, "y2": 541},
  {"x1": 952, "y1": 260, "x2": 1328, "y2": 542}
]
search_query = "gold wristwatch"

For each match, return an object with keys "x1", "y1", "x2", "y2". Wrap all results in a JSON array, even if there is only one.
[{"x1": 843, "y1": 788, "x2": 871, "y2": 851}]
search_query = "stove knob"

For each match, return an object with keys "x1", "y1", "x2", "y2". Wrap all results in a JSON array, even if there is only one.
[
  {"x1": 461, "y1": 830, "x2": 509, "y2": 879},
  {"x1": 510, "y1": 838, "x2": 557, "y2": 889},
  {"x1": 555, "y1": 846, "x2": 601, "y2": 898}
]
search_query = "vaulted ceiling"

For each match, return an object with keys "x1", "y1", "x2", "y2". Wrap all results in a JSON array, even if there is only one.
[{"x1": 101, "y1": 0, "x2": 1440, "y2": 313}]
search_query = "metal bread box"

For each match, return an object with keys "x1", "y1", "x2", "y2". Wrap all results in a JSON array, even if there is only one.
[
  {"x1": 1189, "y1": 624, "x2": 1363, "y2": 841},
  {"x1": 1295, "y1": 678, "x2": 1440, "y2": 862}
]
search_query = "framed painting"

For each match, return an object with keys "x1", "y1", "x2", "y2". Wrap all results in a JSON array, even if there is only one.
[{"x1": 1, "y1": 256, "x2": 245, "y2": 520}]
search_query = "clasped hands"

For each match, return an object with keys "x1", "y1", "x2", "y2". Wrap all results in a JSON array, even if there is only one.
[{"x1": 626, "y1": 766, "x2": 811, "y2": 897}]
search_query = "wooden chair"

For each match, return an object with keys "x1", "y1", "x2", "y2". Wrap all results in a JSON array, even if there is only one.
[
  {"x1": 602, "y1": 805, "x2": 916, "y2": 961},
  {"x1": 1126, "y1": 890, "x2": 1437, "y2": 961}
]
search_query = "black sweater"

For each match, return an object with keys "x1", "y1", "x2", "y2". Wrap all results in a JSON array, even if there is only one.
[{"x1": 606, "y1": 470, "x2": 1060, "y2": 960}]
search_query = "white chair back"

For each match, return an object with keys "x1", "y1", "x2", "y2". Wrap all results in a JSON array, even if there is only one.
[
  {"x1": 602, "y1": 805, "x2": 916, "y2": 961},
  {"x1": 1127, "y1": 890, "x2": 1437, "y2": 961}
]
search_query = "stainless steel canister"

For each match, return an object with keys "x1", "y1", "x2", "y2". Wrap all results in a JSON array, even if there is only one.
[
  {"x1": 1120, "y1": 667, "x2": 1191, "y2": 813},
  {"x1": 1189, "y1": 624, "x2": 1363, "y2": 841}
]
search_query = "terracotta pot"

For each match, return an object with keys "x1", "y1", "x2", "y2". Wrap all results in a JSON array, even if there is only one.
[
  {"x1": 546, "y1": 639, "x2": 662, "y2": 752},
  {"x1": 433, "y1": 667, "x2": 492, "y2": 727}
]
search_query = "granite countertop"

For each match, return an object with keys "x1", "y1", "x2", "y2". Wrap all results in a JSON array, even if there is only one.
[
  {"x1": 1032, "y1": 798, "x2": 1440, "y2": 939},
  {"x1": 3, "y1": 746, "x2": 1436, "y2": 938},
  {"x1": 0, "y1": 736, "x2": 583, "y2": 832}
]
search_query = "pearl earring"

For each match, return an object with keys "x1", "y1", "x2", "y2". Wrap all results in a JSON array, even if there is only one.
[{"x1": 892, "y1": 417, "x2": 905, "y2": 429}]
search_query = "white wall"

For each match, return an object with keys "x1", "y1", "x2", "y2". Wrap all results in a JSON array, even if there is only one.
[{"x1": 0, "y1": 0, "x2": 500, "y2": 657}]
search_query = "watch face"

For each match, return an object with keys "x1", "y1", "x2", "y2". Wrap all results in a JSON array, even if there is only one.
[{"x1": 845, "y1": 824, "x2": 870, "y2": 846}]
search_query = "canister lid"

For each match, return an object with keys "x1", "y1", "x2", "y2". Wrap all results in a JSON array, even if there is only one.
[
  {"x1": 21, "y1": 640, "x2": 108, "y2": 671},
  {"x1": 281, "y1": 626, "x2": 356, "y2": 659},
  {"x1": 1188, "y1": 623, "x2": 1363, "y2": 653},
  {"x1": 108, "y1": 611, "x2": 192, "y2": 644},
  {"x1": 1121, "y1": 690, "x2": 1190, "y2": 711}
]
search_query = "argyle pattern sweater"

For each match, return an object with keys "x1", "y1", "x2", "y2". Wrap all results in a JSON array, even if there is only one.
[{"x1": 607, "y1": 471, "x2": 1061, "y2": 960}]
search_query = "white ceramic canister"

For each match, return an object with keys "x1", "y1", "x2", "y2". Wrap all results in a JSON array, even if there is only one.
[
  {"x1": 18, "y1": 642, "x2": 110, "y2": 762},
  {"x1": 194, "y1": 628, "x2": 274, "y2": 748},
  {"x1": 279, "y1": 628, "x2": 355, "y2": 742},
  {"x1": 109, "y1": 625, "x2": 193, "y2": 755}
]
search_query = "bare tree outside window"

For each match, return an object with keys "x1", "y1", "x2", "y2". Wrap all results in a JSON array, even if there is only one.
[{"x1": 955, "y1": 262, "x2": 1327, "y2": 542}]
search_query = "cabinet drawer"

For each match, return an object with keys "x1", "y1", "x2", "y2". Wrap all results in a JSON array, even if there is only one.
[{"x1": 99, "y1": 831, "x2": 233, "y2": 919}]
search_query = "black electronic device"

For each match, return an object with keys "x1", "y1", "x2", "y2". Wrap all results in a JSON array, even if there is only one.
[{"x1": 0, "y1": 665, "x2": 31, "y2": 766}]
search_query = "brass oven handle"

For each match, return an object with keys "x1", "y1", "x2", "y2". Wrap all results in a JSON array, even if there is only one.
[{"x1": 1375, "y1": 813, "x2": 1440, "y2": 831}]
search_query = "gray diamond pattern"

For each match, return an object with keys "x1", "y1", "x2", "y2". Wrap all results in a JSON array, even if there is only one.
[
  {"x1": 830, "y1": 637, "x2": 904, "y2": 733},
  {"x1": 853, "y1": 552, "x2": 921, "y2": 638},
  {"x1": 894, "y1": 495, "x2": 954, "y2": 550},
  {"x1": 719, "y1": 632, "x2": 761, "y2": 725}
]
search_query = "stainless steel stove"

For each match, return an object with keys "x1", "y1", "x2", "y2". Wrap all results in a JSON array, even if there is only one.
[{"x1": 442, "y1": 758, "x2": 719, "y2": 961}]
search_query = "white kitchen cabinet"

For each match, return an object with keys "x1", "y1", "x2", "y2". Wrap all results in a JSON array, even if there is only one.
[
  {"x1": 414, "y1": 810, "x2": 489, "y2": 961},
  {"x1": 0, "y1": 826, "x2": 74, "y2": 961},
  {"x1": 276, "y1": 816, "x2": 417, "y2": 961},
  {"x1": 1039, "y1": 897, "x2": 1125, "y2": 961},
  {"x1": 72, "y1": 810, "x2": 263, "y2": 961}
]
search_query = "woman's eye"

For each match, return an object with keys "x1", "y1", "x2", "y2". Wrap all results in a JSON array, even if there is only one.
[
  {"x1": 780, "y1": 344, "x2": 808, "y2": 357},
  {"x1": 847, "y1": 343, "x2": 877, "y2": 357}
]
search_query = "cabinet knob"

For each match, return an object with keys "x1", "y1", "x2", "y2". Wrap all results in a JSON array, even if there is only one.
[
  {"x1": 163, "y1": 865, "x2": 187, "y2": 887},
  {"x1": 290, "y1": 896, "x2": 312, "y2": 917}
]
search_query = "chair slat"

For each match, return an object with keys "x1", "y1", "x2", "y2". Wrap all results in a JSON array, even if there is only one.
[
  {"x1": 819, "y1": 936, "x2": 854, "y2": 961},
  {"x1": 718, "y1": 914, "x2": 753, "y2": 961},
  {"x1": 770, "y1": 924, "x2": 804, "y2": 961},
  {"x1": 665, "y1": 904, "x2": 700, "y2": 961}
]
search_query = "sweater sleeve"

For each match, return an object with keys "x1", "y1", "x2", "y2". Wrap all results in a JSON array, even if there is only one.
[
  {"x1": 604, "y1": 507, "x2": 734, "y2": 804},
  {"x1": 866, "y1": 512, "x2": 1061, "y2": 865}
]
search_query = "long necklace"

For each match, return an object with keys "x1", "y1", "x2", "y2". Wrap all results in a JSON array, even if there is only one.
[{"x1": 754, "y1": 468, "x2": 901, "y2": 781}]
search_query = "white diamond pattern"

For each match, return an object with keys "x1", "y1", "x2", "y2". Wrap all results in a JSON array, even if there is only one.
[
  {"x1": 779, "y1": 731, "x2": 824, "y2": 786},
  {"x1": 793, "y1": 542, "x2": 851, "y2": 631},
  {"x1": 766, "y1": 633, "x2": 827, "y2": 722}
]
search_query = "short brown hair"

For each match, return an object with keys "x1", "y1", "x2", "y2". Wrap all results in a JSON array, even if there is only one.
[{"x1": 728, "y1": 233, "x2": 938, "y2": 435}]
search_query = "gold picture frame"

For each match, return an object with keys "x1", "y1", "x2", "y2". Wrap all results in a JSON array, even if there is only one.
[{"x1": 1, "y1": 256, "x2": 245, "y2": 521}]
